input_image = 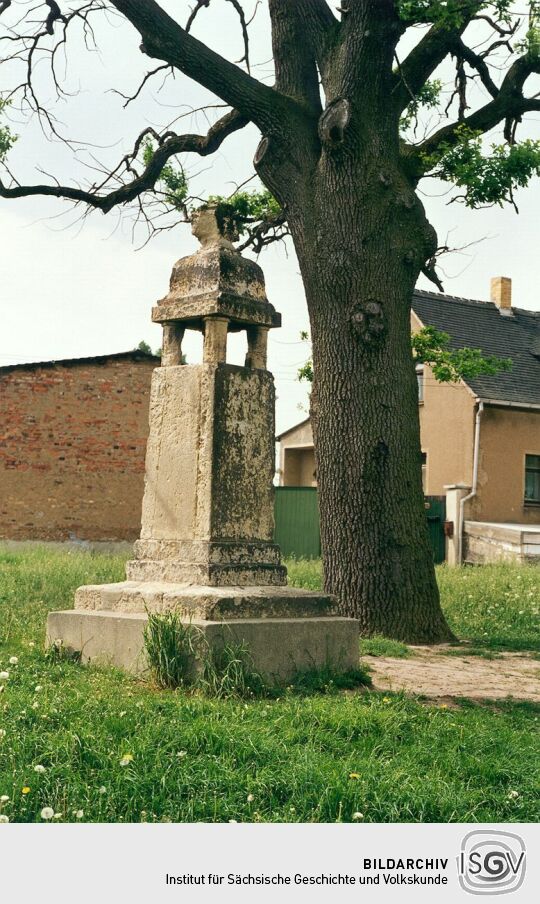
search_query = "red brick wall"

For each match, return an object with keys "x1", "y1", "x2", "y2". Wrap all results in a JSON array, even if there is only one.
[{"x1": 0, "y1": 355, "x2": 156, "y2": 541}]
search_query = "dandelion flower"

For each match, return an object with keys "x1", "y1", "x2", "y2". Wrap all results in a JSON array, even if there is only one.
[
  {"x1": 119, "y1": 753, "x2": 134, "y2": 767},
  {"x1": 8, "y1": 657, "x2": 18, "y2": 666},
  {"x1": 349, "y1": 773, "x2": 360, "y2": 780},
  {"x1": 0, "y1": 815, "x2": 9, "y2": 824},
  {"x1": 382, "y1": 697, "x2": 391, "y2": 704},
  {"x1": 75, "y1": 810, "x2": 84, "y2": 820},
  {"x1": 22, "y1": 787, "x2": 31, "y2": 795},
  {"x1": 352, "y1": 812, "x2": 364, "y2": 820},
  {"x1": 247, "y1": 793, "x2": 254, "y2": 803},
  {"x1": 34, "y1": 765, "x2": 46, "y2": 774},
  {"x1": 41, "y1": 807, "x2": 54, "y2": 820},
  {"x1": 0, "y1": 671, "x2": 9, "y2": 681}
]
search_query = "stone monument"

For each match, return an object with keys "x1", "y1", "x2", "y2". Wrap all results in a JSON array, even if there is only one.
[{"x1": 47, "y1": 207, "x2": 358, "y2": 681}]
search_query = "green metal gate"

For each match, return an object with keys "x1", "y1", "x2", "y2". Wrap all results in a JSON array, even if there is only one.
[
  {"x1": 274, "y1": 487, "x2": 320, "y2": 559},
  {"x1": 424, "y1": 495, "x2": 446, "y2": 564},
  {"x1": 274, "y1": 487, "x2": 446, "y2": 563}
]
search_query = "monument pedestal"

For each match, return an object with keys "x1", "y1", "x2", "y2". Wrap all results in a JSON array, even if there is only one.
[
  {"x1": 48, "y1": 589, "x2": 357, "y2": 680},
  {"x1": 46, "y1": 207, "x2": 358, "y2": 684}
]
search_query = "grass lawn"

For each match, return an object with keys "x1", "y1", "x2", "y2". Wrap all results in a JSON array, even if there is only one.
[{"x1": 0, "y1": 548, "x2": 538, "y2": 824}]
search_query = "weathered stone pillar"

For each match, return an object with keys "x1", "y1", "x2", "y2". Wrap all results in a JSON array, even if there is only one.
[
  {"x1": 47, "y1": 207, "x2": 359, "y2": 681},
  {"x1": 444, "y1": 484, "x2": 471, "y2": 566}
]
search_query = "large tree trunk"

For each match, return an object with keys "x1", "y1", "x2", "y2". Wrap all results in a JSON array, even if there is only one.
[
  {"x1": 255, "y1": 0, "x2": 454, "y2": 641},
  {"x1": 286, "y1": 161, "x2": 454, "y2": 642}
]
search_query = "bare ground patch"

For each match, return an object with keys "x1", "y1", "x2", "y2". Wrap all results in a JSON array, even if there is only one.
[{"x1": 367, "y1": 646, "x2": 540, "y2": 702}]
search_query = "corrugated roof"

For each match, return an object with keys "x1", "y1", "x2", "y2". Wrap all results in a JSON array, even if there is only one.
[
  {"x1": 412, "y1": 289, "x2": 540, "y2": 408},
  {"x1": 0, "y1": 350, "x2": 159, "y2": 374}
]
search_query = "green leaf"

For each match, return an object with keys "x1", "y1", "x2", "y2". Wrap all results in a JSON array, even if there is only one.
[
  {"x1": 422, "y1": 125, "x2": 540, "y2": 208},
  {"x1": 412, "y1": 325, "x2": 512, "y2": 382},
  {"x1": 0, "y1": 96, "x2": 17, "y2": 162}
]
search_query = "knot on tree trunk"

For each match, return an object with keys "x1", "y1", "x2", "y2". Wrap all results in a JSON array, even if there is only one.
[
  {"x1": 318, "y1": 98, "x2": 351, "y2": 148},
  {"x1": 350, "y1": 300, "x2": 385, "y2": 344}
]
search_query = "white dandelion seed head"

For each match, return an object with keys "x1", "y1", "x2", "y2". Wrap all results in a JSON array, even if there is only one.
[
  {"x1": 98, "y1": 786, "x2": 107, "y2": 795},
  {"x1": 0, "y1": 795, "x2": 9, "y2": 803},
  {"x1": 0, "y1": 729, "x2": 6, "y2": 739},
  {"x1": 34, "y1": 685, "x2": 43, "y2": 693},
  {"x1": 75, "y1": 810, "x2": 84, "y2": 820},
  {"x1": 41, "y1": 807, "x2": 54, "y2": 820},
  {"x1": 352, "y1": 812, "x2": 365, "y2": 820},
  {"x1": 247, "y1": 794, "x2": 254, "y2": 803},
  {"x1": 8, "y1": 657, "x2": 18, "y2": 666},
  {"x1": 0, "y1": 815, "x2": 9, "y2": 823},
  {"x1": 0, "y1": 672, "x2": 9, "y2": 681},
  {"x1": 34, "y1": 765, "x2": 46, "y2": 774}
]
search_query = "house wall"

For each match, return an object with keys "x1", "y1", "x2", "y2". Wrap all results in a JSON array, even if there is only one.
[
  {"x1": 278, "y1": 420, "x2": 314, "y2": 486},
  {"x1": 0, "y1": 356, "x2": 156, "y2": 542},
  {"x1": 417, "y1": 364, "x2": 476, "y2": 495},
  {"x1": 471, "y1": 406, "x2": 540, "y2": 524}
]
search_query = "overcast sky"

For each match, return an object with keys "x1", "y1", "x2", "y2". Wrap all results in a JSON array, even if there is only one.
[{"x1": 1, "y1": 2, "x2": 539, "y2": 434}]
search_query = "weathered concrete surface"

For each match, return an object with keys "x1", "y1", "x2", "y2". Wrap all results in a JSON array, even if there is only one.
[
  {"x1": 464, "y1": 520, "x2": 540, "y2": 564},
  {"x1": 74, "y1": 581, "x2": 337, "y2": 619},
  {"x1": 131, "y1": 363, "x2": 284, "y2": 585},
  {"x1": 46, "y1": 609, "x2": 359, "y2": 681}
]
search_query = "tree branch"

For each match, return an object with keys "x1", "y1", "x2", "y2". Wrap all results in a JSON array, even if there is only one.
[
  {"x1": 415, "y1": 53, "x2": 540, "y2": 164},
  {"x1": 268, "y1": 0, "x2": 324, "y2": 114},
  {"x1": 0, "y1": 109, "x2": 247, "y2": 213},
  {"x1": 110, "y1": 0, "x2": 292, "y2": 131},
  {"x1": 395, "y1": 2, "x2": 483, "y2": 110}
]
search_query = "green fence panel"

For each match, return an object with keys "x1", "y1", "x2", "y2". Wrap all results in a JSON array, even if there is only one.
[
  {"x1": 424, "y1": 495, "x2": 446, "y2": 564},
  {"x1": 274, "y1": 487, "x2": 321, "y2": 559},
  {"x1": 275, "y1": 488, "x2": 446, "y2": 564}
]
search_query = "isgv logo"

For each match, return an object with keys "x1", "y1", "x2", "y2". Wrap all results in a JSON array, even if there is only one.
[{"x1": 458, "y1": 830, "x2": 526, "y2": 895}]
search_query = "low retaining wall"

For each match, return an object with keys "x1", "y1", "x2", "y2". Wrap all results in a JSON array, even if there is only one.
[{"x1": 463, "y1": 521, "x2": 540, "y2": 564}]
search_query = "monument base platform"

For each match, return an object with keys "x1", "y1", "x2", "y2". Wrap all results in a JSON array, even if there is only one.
[{"x1": 46, "y1": 581, "x2": 359, "y2": 682}]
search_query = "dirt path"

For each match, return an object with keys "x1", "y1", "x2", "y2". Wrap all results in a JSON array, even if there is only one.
[{"x1": 367, "y1": 647, "x2": 540, "y2": 703}]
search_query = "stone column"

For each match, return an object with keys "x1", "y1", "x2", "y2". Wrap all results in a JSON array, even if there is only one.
[
  {"x1": 47, "y1": 206, "x2": 359, "y2": 682},
  {"x1": 444, "y1": 484, "x2": 471, "y2": 566}
]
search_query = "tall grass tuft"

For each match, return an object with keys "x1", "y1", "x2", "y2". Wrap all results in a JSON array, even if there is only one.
[{"x1": 143, "y1": 610, "x2": 202, "y2": 688}]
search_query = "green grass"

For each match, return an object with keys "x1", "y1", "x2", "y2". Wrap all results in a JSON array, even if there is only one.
[
  {"x1": 287, "y1": 558, "x2": 540, "y2": 653},
  {"x1": 359, "y1": 636, "x2": 411, "y2": 658},
  {"x1": 0, "y1": 548, "x2": 539, "y2": 823}
]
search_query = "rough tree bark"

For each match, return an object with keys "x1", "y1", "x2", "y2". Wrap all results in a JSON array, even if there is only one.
[{"x1": 255, "y1": 1, "x2": 454, "y2": 640}]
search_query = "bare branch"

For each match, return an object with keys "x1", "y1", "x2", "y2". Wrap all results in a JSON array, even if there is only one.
[
  {"x1": 0, "y1": 109, "x2": 248, "y2": 213},
  {"x1": 395, "y1": 2, "x2": 484, "y2": 110},
  {"x1": 110, "y1": 0, "x2": 292, "y2": 131},
  {"x1": 413, "y1": 53, "x2": 540, "y2": 167}
]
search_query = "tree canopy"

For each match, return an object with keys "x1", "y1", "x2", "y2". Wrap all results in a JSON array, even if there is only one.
[{"x1": 0, "y1": 1, "x2": 539, "y2": 260}]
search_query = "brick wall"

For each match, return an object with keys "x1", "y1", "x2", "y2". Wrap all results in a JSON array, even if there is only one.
[{"x1": 0, "y1": 353, "x2": 157, "y2": 541}]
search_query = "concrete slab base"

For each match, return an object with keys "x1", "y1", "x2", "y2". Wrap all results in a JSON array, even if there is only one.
[{"x1": 46, "y1": 608, "x2": 359, "y2": 682}]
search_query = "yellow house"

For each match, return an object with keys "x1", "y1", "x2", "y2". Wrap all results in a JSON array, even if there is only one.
[{"x1": 278, "y1": 278, "x2": 540, "y2": 564}]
